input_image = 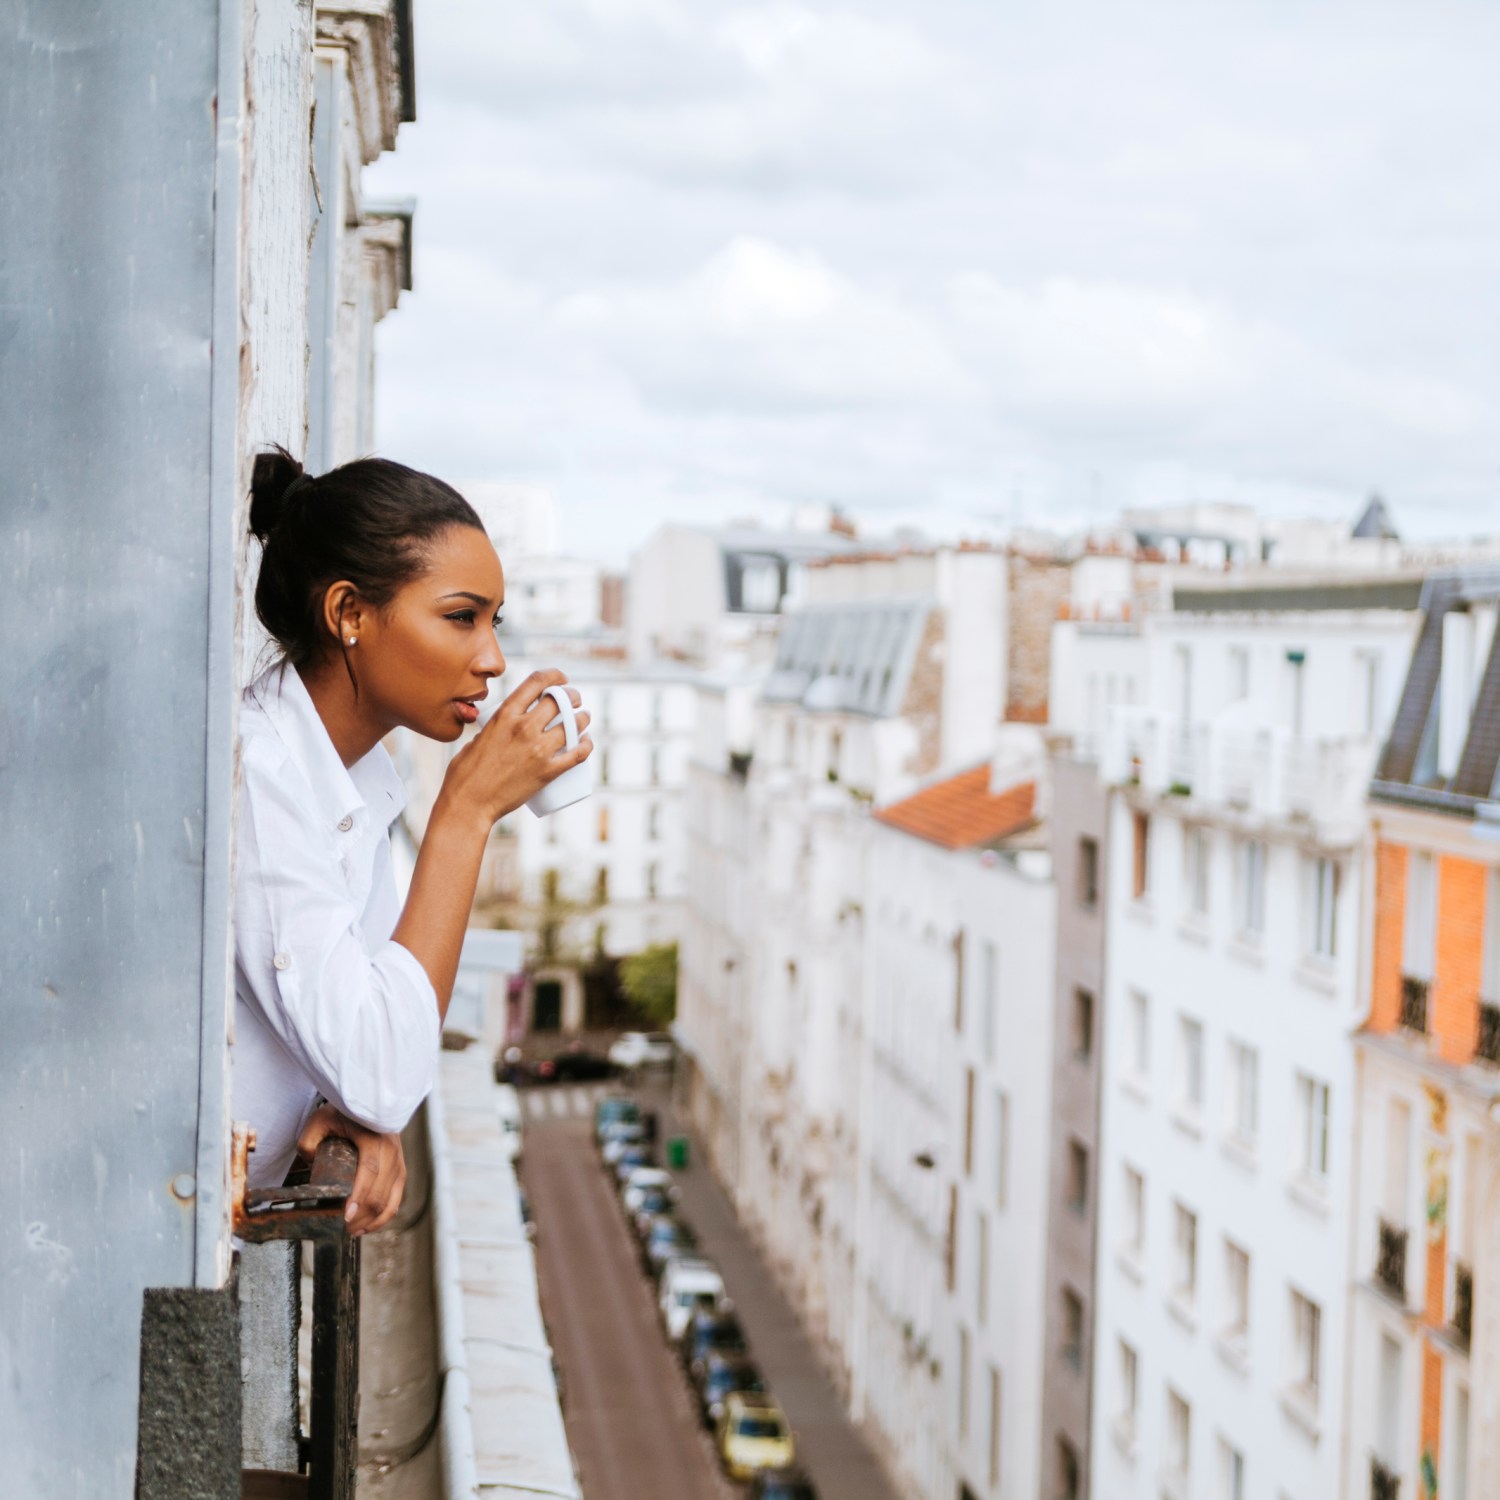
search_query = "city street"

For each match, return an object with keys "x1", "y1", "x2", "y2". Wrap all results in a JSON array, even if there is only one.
[{"x1": 521, "y1": 1081, "x2": 903, "y2": 1500}]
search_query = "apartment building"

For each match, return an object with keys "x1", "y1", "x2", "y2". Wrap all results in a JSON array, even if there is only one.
[
  {"x1": 1346, "y1": 569, "x2": 1500, "y2": 1500},
  {"x1": 1091, "y1": 575, "x2": 1422, "y2": 1500}
]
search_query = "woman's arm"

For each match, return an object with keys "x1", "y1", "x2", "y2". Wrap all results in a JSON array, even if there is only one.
[{"x1": 391, "y1": 667, "x2": 592, "y2": 1018}]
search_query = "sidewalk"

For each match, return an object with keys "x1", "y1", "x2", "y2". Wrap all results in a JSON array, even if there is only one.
[{"x1": 648, "y1": 1082, "x2": 907, "y2": 1500}]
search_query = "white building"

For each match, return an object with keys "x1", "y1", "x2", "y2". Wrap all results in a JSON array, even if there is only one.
[{"x1": 1089, "y1": 574, "x2": 1423, "y2": 1500}]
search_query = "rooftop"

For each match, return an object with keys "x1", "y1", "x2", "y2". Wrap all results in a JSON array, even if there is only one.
[{"x1": 874, "y1": 765, "x2": 1037, "y2": 851}]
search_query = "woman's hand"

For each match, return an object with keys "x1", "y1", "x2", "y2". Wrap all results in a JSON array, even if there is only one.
[
  {"x1": 297, "y1": 1104, "x2": 408, "y2": 1238},
  {"x1": 437, "y1": 667, "x2": 593, "y2": 830}
]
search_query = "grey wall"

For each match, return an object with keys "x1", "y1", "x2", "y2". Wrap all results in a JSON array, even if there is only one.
[
  {"x1": 1040, "y1": 754, "x2": 1110, "y2": 1500},
  {"x1": 0, "y1": 3, "x2": 239, "y2": 1490}
]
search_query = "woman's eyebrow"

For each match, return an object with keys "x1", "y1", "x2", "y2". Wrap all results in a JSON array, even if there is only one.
[{"x1": 438, "y1": 590, "x2": 497, "y2": 607}]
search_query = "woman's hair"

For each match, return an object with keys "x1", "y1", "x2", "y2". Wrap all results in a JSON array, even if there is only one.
[{"x1": 249, "y1": 447, "x2": 484, "y2": 673}]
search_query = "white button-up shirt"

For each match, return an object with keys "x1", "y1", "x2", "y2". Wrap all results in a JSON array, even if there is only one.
[{"x1": 233, "y1": 664, "x2": 439, "y2": 1188}]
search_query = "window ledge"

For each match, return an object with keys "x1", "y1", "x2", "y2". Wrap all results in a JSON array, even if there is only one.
[
  {"x1": 1170, "y1": 1107, "x2": 1204, "y2": 1141},
  {"x1": 1115, "y1": 1246, "x2": 1145, "y2": 1285},
  {"x1": 1111, "y1": 1415, "x2": 1137, "y2": 1462},
  {"x1": 1165, "y1": 1287, "x2": 1198, "y2": 1333},
  {"x1": 1295, "y1": 957, "x2": 1339, "y2": 996},
  {"x1": 1177, "y1": 917, "x2": 1211, "y2": 947},
  {"x1": 1280, "y1": 1384, "x2": 1322, "y2": 1443},
  {"x1": 1215, "y1": 1330, "x2": 1250, "y2": 1376},
  {"x1": 1286, "y1": 1171, "x2": 1331, "y2": 1217},
  {"x1": 1226, "y1": 934, "x2": 1266, "y2": 968},
  {"x1": 1126, "y1": 900, "x2": 1155, "y2": 927},
  {"x1": 1158, "y1": 1467, "x2": 1188, "y2": 1500},
  {"x1": 1221, "y1": 1134, "x2": 1259, "y2": 1174},
  {"x1": 1120, "y1": 1074, "x2": 1151, "y2": 1107}
]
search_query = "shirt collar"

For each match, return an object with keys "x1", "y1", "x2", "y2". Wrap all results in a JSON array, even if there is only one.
[{"x1": 247, "y1": 663, "x2": 407, "y2": 833}]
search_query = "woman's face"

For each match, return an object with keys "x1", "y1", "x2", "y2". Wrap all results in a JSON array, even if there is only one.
[{"x1": 353, "y1": 524, "x2": 508, "y2": 742}]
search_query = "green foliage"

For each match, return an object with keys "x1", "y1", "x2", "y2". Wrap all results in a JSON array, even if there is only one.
[{"x1": 619, "y1": 942, "x2": 679, "y2": 1023}]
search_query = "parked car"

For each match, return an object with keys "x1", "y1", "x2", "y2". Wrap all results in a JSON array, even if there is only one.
[
  {"x1": 620, "y1": 1166, "x2": 676, "y2": 1217},
  {"x1": 546, "y1": 1046, "x2": 617, "y2": 1083},
  {"x1": 612, "y1": 1145, "x2": 656, "y2": 1185},
  {"x1": 643, "y1": 1215, "x2": 699, "y2": 1279},
  {"x1": 608, "y1": 1030, "x2": 676, "y2": 1071},
  {"x1": 681, "y1": 1306, "x2": 749, "y2": 1383},
  {"x1": 696, "y1": 1351, "x2": 767, "y2": 1428},
  {"x1": 631, "y1": 1185, "x2": 677, "y2": 1236},
  {"x1": 495, "y1": 1083, "x2": 522, "y2": 1166},
  {"x1": 716, "y1": 1392, "x2": 795, "y2": 1481},
  {"x1": 658, "y1": 1259, "x2": 726, "y2": 1341},
  {"x1": 600, "y1": 1120, "x2": 647, "y2": 1166},
  {"x1": 749, "y1": 1467, "x2": 818, "y2": 1499},
  {"x1": 517, "y1": 1188, "x2": 536, "y2": 1243},
  {"x1": 593, "y1": 1094, "x2": 640, "y2": 1143}
]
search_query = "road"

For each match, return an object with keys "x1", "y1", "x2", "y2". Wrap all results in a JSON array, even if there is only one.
[{"x1": 520, "y1": 1080, "x2": 906, "y2": 1500}]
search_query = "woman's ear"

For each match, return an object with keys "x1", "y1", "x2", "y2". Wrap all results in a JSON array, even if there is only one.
[{"x1": 319, "y1": 580, "x2": 366, "y2": 647}]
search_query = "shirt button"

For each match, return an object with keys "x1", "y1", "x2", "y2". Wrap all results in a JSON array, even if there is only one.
[
  {"x1": 272, "y1": 952, "x2": 291, "y2": 971},
  {"x1": 337, "y1": 815, "x2": 354, "y2": 833}
]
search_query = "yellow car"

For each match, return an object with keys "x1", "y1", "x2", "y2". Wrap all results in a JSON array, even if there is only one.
[{"x1": 717, "y1": 1392, "x2": 796, "y2": 1480}]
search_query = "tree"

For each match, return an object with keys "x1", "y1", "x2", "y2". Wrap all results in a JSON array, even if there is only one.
[{"x1": 619, "y1": 942, "x2": 678, "y2": 1024}]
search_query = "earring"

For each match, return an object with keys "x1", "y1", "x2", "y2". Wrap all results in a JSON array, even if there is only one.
[{"x1": 347, "y1": 636, "x2": 357, "y2": 646}]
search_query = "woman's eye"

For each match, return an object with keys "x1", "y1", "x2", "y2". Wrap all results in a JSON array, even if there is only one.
[
  {"x1": 446, "y1": 610, "x2": 476, "y2": 624},
  {"x1": 492, "y1": 615, "x2": 505, "y2": 630}
]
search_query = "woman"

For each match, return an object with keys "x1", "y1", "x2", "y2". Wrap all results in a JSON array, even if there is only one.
[{"x1": 235, "y1": 448, "x2": 590, "y2": 1233}]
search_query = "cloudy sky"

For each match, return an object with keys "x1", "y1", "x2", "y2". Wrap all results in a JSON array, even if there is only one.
[{"x1": 368, "y1": 0, "x2": 1500, "y2": 564}]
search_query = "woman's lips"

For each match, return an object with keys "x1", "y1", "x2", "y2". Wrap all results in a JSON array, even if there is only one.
[{"x1": 454, "y1": 700, "x2": 480, "y2": 725}]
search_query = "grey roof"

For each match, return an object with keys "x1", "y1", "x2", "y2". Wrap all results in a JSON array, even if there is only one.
[
  {"x1": 1372, "y1": 564, "x2": 1500, "y2": 812},
  {"x1": 764, "y1": 601, "x2": 929, "y2": 717},
  {"x1": 1351, "y1": 494, "x2": 1400, "y2": 541},
  {"x1": 1172, "y1": 576, "x2": 1425, "y2": 615}
]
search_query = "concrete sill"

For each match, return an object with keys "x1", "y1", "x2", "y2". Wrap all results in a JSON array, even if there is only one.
[
  {"x1": 1158, "y1": 1467, "x2": 1188, "y2": 1500},
  {"x1": 1280, "y1": 1384, "x2": 1322, "y2": 1443},
  {"x1": 1295, "y1": 957, "x2": 1339, "y2": 997},
  {"x1": 1226, "y1": 935, "x2": 1266, "y2": 968},
  {"x1": 1176, "y1": 917, "x2": 1211, "y2": 947},
  {"x1": 1111, "y1": 1416, "x2": 1138, "y2": 1462},
  {"x1": 1165, "y1": 1288, "x2": 1198, "y2": 1333},
  {"x1": 1286, "y1": 1171, "x2": 1331, "y2": 1218},
  {"x1": 1120, "y1": 1074, "x2": 1151, "y2": 1108},
  {"x1": 1115, "y1": 1246, "x2": 1145, "y2": 1285},
  {"x1": 1215, "y1": 1330, "x2": 1250, "y2": 1376},
  {"x1": 1220, "y1": 1135, "x2": 1258, "y2": 1175},
  {"x1": 1170, "y1": 1107, "x2": 1204, "y2": 1142},
  {"x1": 1126, "y1": 900, "x2": 1156, "y2": 927}
]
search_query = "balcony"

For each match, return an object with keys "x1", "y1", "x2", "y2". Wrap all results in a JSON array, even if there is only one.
[
  {"x1": 1370, "y1": 1457, "x2": 1401, "y2": 1500},
  {"x1": 1376, "y1": 1218, "x2": 1409, "y2": 1302},
  {"x1": 1399, "y1": 976, "x2": 1430, "y2": 1034},
  {"x1": 1478, "y1": 1003, "x2": 1500, "y2": 1064},
  {"x1": 1451, "y1": 1261, "x2": 1474, "y2": 1349},
  {"x1": 1102, "y1": 708, "x2": 1378, "y2": 834}
]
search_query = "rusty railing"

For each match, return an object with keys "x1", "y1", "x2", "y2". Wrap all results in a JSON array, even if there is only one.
[{"x1": 233, "y1": 1123, "x2": 360, "y2": 1500}]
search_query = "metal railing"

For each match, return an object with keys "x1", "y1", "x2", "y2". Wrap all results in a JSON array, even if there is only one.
[
  {"x1": 1370, "y1": 1456, "x2": 1400, "y2": 1500},
  {"x1": 1399, "y1": 976, "x2": 1429, "y2": 1034},
  {"x1": 1452, "y1": 1261, "x2": 1474, "y2": 1349},
  {"x1": 1479, "y1": 1003, "x2": 1500, "y2": 1064},
  {"x1": 233, "y1": 1123, "x2": 360, "y2": 1500},
  {"x1": 1376, "y1": 1218, "x2": 1408, "y2": 1302}
]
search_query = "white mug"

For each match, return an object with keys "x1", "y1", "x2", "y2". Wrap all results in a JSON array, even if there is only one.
[{"x1": 526, "y1": 683, "x2": 594, "y2": 817}]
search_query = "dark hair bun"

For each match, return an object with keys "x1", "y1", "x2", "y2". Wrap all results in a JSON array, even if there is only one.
[{"x1": 249, "y1": 445, "x2": 306, "y2": 543}]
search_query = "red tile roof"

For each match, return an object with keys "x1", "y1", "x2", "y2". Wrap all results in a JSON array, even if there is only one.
[{"x1": 874, "y1": 766, "x2": 1037, "y2": 851}]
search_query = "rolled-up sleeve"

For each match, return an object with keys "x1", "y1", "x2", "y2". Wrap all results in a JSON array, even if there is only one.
[{"x1": 236, "y1": 742, "x2": 439, "y2": 1134}]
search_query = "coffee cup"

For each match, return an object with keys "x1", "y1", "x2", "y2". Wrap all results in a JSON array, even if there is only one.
[{"x1": 526, "y1": 683, "x2": 594, "y2": 817}]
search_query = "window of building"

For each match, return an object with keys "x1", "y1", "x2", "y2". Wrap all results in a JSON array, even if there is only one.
[
  {"x1": 1165, "y1": 1389, "x2": 1192, "y2": 1487},
  {"x1": 1226, "y1": 1040, "x2": 1258, "y2": 1148},
  {"x1": 1118, "y1": 1340, "x2": 1138, "y2": 1444},
  {"x1": 1078, "y1": 836, "x2": 1099, "y2": 907},
  {"x1": 1124, "y1": 1166, "x2": 1145, "y2": 1258},
  {"x1": 647, "y1": 801, "x2": 660, "y2": 841},
  {"x1": 1294, "y1": 1074, "x2": 1331, "y2": 1182},
  {"x1": 1061, "y1": 1287, "x2": 1084, "y2": 1370},
  {"x1": 995, "y1": 1091, "x2": 1010, "y2": 1208},
  {"x1": 957, "y1": 1325, "x2": 971, "y2": 1439},
  {"x1": 1308, "y1": 856, "x2": 1339, "y2": 959},
  {"x1": 1177, "y1": 1016, "x2": 1204, "y2": 1118},
  {"x1": 946, "y1": 1185, "x2": 958, "y2": 1293},
  {"x1": 1358, "y1": 651, "x2": 1382, "y2": 734},
  {"x1": 987, "y1": 1366, "x2": 1002, "y2": 1486},
  {"x1": 1217, "y1": 1437, "x2": 1246, "y2": 1500},
  {"x1": 594, "y1": 867, "x2": 609, "y2": 905},
  {"x1": 1483, "y1": 868, "x2": 1500, "y2": 1003},
  {"x1": 1132, "y1": 812, "x2": 1151, "y2": 900},
  {"x1": 649, "y1": 746, "x2": 661, "y2": 786},
  {"x1": 1223, "y1": 1240, "x2": 1250, "y2": 1346},
  {"x1": 1128, "y1": 989, "x2": 1150, "y2": 1084},
  {"x1": 1184, "y1": 826, "x2": 1210, "y2": 919},
  {"x1": 1285, "y1": 649, "x2": 1307, "y2": 736},
  {"x1": 1383, "y1": 1096, "x2": 1411, "y2": 1224},
  {"x1": 1377, "y1": 1336, "x2": 1401, "y2": 1467},
  {"x1": 1229, "y1": 645, "x2": 1250, "y2": 702},
  {"x1": 1289, "y1": 1289, "x2": 1321, "y2": 1406},
  {"x1": 980, "y1": 941, "x2": 998, "y2": 1065},
  {"x1": 597, "y1": 805, "x2": 610, "y2": 843},
  {"x1": 650, "y1": 691, "x2": 663, "y2": 730},
  {"x1": 954, "y1": 928, "x2": 966, "y2": 1034},
  {"x1": 974, "y1": 1210, "x2": 989, "y2": 1324},
  {"x1": 1067, "y1": 1139, "x2": 1089, "y2": 1216},
  {"x1": 1235, "y1": 839, "x2": 1266, "y2": 938},
  {"x1": 1057, "y1": 1437, "x2": 1080, "y2": 1500},
  {"x1": 964, "y1": 1066, "x2": 976, "y2": 1177},
  {"x1": 1450, "y1": 1384, "x2": 1470, "y2": 1500},
  {"x1": 546, "y1": 815, "x2": 559, "y2": 846},
  {"x1": 1173, "y1": 1202, "x2": 1198, "y2": 1302},
  {"x1": 1404, "y1": 851, "x2": 1437, "y2": 980},
  {"x1": 542, "y1": 869, "x2": 559, "y2": 903},
  {"x1": 646, "y1": 862, "x2": 658, "y2": 900},
  {"x1": 1072, "y1": 987, "x2": 1095, "y2": 1061},
  {"x1": 599, "y1": 747, "x2": 610, "y2": 785}
]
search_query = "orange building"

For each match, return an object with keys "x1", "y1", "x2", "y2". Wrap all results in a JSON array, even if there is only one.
[{"x1": 1348, "y1": 572, "x2": 1500, "y2": 1500}]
